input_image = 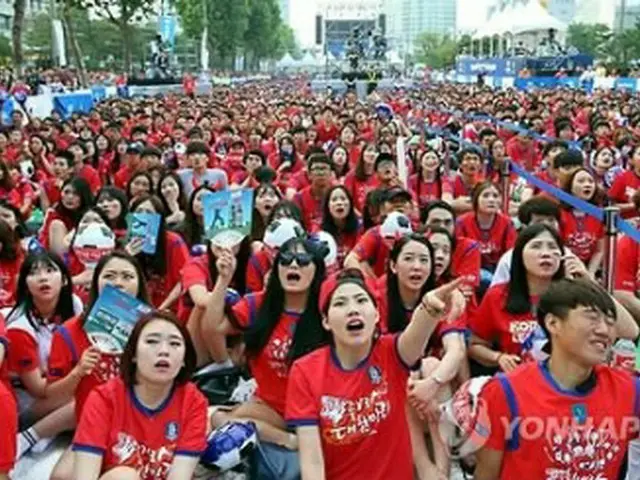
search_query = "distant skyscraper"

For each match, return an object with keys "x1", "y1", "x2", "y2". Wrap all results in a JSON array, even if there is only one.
[
  {"x1": 385, "y1": 0, "x2": 457, "y2": 52},
  {"x1": 280, "y1": 0, "x2": 291, "y2": 24}
]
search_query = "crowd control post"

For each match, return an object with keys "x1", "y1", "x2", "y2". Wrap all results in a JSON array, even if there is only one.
[
  {"x1": 602, "y1": 206, "x2": 620, "y2": 294},
  {"x1": 500, "y1": 160, "x2": 510, "y2": 215}
]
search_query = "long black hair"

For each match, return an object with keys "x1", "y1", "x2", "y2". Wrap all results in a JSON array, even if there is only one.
[
  {"x1": 355, "y1": 143, "x2": 378, "y2": 181},
  {"x1": 7, "y1": 251, "x2": 75, "y2": 330},
  {"x1": 0, "y1": 218, "x2": 18, "y2": 261},
  {"x1": 506, "y1": 224, "x2": 564, "y2": 315},
  {"x1": 129, "y1": 194, "x2": 168, "y2": 277},
  {"x1": 182, "y1": 184, "x2": 214, "y2": 247},
  {"x1": 386, "y1": 234, "x2": 437, "y2": 333},
  {"x1": 427, "y1": 226, "x2": 457, "y2": 282},
  {"x1": 415, "y1": 148, "x2": 444, "y2": 205},
  {"x1": 158, "y1": 171, "x2": 188, "y2": 216},
  {"x1": 0, "y1": 199, "x2": 27, "y2": 238},
  {"x1": 95, "y1": 186, "x2": 128, "y2": 231},
  {"x1": 56, "y1": 177, "x2": 93, "y2": 225},
  {"x1": 251, "y1": 183, "x2": 282, "y2": 242},
  {"x1": 83, "y1": 251, "x2": 150, "y2": 322},
  {"x1": 243, "y1": 237, "x2": 327, "y2": 363},
  {"x1": 321, "y1": 185, "x2": 359, "y2": 237}
]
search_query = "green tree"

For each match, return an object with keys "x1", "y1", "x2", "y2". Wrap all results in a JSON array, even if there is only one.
[
  {"x1": 415, "y1": 32, "x2": 457, "y2": 69},
  {"x1": 24, "y1": 13, "x2": 52, "y2": 53},
  {"x1": 244, "y1": 0, "x2": 281, "y2": 69},
  {"x1": 77, "y1": 0, "x2": 156, "y2": 73},
  {"x1": 567, "y1": 23, "x2": 612, "y2": 58},
  {"x1": 275, "y1": 24, "x2": 301, "y2": 60},
  {"x1": 176, "y1": 0, "x2": 249, "y2": 69}
]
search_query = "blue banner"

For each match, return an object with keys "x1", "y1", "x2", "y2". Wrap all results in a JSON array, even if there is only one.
[
  {"x1": 159, "y1": 15, "x2": 177, "y2": 48},
  {"x1": 615, "y1": 77, "x2": 639, "y2": 92},
  {"x1": 53, "y1": 92, "x2": 94, "y2": 119},
  {"x1": 456, "y1": 58, "x2": 522, "y2": 77}
]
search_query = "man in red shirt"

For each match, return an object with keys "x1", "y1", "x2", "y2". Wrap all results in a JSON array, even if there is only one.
[
  {"x1": 114, "y1": 143, "x2": 144, "y2": 190},
  {"x1": 293, "y1": 153, "x2": 334, "y2": 231},
  {"x1": 0, "y1": 315, "x2": 16, "y2": 478},
  {"x1": 610, "y1": 147, "x2": 640, "y2": 218},
  {"x1": 506, "y1": 129, "x2": 539, "y2": 172},
  {"x1": 473, "y1": 279, "x2": 640, "y2": 480}
]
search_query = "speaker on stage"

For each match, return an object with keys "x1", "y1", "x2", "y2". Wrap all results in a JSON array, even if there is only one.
[
  {"x1": 378, "y1": 14, "x2": 386, "y2": 36},
  {"x1": 316, "y1": 16, "x2": 323, "y2": 45}
]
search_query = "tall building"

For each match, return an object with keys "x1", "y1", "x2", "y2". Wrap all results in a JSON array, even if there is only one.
[
  {"x1": 0, "y1": 0, "x2": 49, "y2": 37},
  {"x1": 573, "y1": 0, "x2": 616, "y2": 28},
  {"x1": 486, "y1": 0, "x2": 575, "y2": 24},
  {"x1": 385, "y1": 0, "x2": 457, "y2": 53},
  {"x1": 280, "y1": 0, "x2": 291, "y2": 24}
]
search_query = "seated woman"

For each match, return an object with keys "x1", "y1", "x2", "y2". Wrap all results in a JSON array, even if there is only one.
[
  {"x1": 39, "y1": 177, "x2": 93, "y2": 256},
  {"x1": 128, "y1": 195, "x2": 189, "y2": 311},
  {"x1": 95, "y1": 186, "x2": 128, "y2": 242},
  {"x1": 47, "y1": 251, "x2": 150, "y2": 480},
  {"x1": 72, "y1": 311, "x2": 207, "y2": 480},
  {"x1": 6, "y1": 251, "x2": 83, "y2": 458},
  {"x1": 285, "y1": 268, "x2": 464, "y2": 480},
  {"x1": 206, "y1": 237, "x2": 326, "y2": 450},
  {"x1": 456, "y1": 181, "x2": 516, "y2": 290},
  {"x1": 468, "y1": 224, "x2": 637, "y2": 373}
]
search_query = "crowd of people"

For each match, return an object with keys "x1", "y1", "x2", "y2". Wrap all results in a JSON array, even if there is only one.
[{"x1": 0, "y1": 77, "x2": 638, "y2": 480}]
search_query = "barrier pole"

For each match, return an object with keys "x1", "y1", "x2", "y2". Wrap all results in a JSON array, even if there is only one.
[
  {"x1": 500, "y1": 160, "x2": 510, "y2": 215},
  {"x1": 602, "y1": 206, "x2": 620, "y2": 293}
]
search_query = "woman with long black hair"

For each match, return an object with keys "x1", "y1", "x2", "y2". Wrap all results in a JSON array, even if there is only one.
[
  {"x1": 321, "y1": 185, "x2": 362, "y2": 268},
  {"x1": 39, "y1": 177, "x2": 93, "y2": 256},
  {"x1": 6, "y1": 251, "x2": 83, "y2": 458},
  {"x1": 128, "y1": 194, "x2": 189, "y2": 310},
  {"x1": 408, "y1": 148, "x2": 453, "y2": 209},
  {"x1": 47, "y1": 251, "x2": 150, "y2": 480},
  {"x1": 468, "y1": 224, "x2": 637, "y2": 373},
  {"x1": 181, "y1": 184, "x2": 215, "y2": 250},
  {"x1": 95, "y1": 186, "x2": 128, "y2": 241},
  {"x1": 206, "y1": 237, "x2": 326, "y2": 450}
]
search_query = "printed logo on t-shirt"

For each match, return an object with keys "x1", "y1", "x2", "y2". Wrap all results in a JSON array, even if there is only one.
[
  {"x1": 566, "y1": 232, "x2": 596, "y2": 262},
  {"x1": 367, "y1": 365, "x2": 382, "y2": 385},
  {"x1": 267, "y1": 334, "x2": 292, "y2": 378},
  {"x1": 509, "y1": 321, "x2": 538, "y2": 345},
  {"x1": 165, "y1": 421, "x2": 179, "y2": 442},
  {"x1": 93, "y1": 355, "x2": 120, "y2": 383},
  {"x1": 319, "y1": 382, "x2": 391, "y2": 445},
  {"x1": 112, "y1": 432, "x2": 175, "y2": 479},
  {"x1": 543, "y1": 424, "x2": 621, "y2": 479}
]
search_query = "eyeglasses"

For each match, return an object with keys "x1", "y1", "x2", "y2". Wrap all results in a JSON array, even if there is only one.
[{"x1": 280, "y1": 251, "x2": 313, "y2": 267}]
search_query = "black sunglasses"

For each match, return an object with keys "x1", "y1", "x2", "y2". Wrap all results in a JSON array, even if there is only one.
[{"x1": 280, "y1": 251, "x2": 313, "y2": 267}]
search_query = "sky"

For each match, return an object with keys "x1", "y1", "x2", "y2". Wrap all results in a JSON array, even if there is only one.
[{"x1": 289, "y1": 0, "x2": 493, "y2": 47}]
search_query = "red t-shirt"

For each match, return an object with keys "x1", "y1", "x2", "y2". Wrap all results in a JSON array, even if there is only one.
[
  {"x1": 506, "y1": 137, "x2": 539, "y2": 171},
  {"x1": 480, "y1": 363, "x2": 639, "y2": 479},
  {"x1": 344, "y1": 171, "x2": 379, "y2": 213},
  {"x1": 560, "y1": 209, "x2": 604, "y2": 263},
  {"x1": 456, "y1": 213, "x2": 516, "y2": 269},
  {"x1": 72, "y1": 378, "x2": 207, "y2": 480},
  {"x1": 609, "y1": 170, "x2": 640, "y2": 218},
  {"x1": 232, "y1": 292, "x2": 300, "y2": 416},
  {"x1": 39, "y1": 208, "x2": 75, "y2": 250},
  {"x1": 333, "y1": 227, "x2": 362, "y2": 268},
  {"x1": 48, "y1": 315, "x2": 121, "y2": 419},
  {"x1": 177, "y1": 255, "x2": 210, "y2": 325},
  {"x1": 0, "y1": 252, "x2": 23, "y2": 308},
  {"x1": 289, "y1": 170, "x2": 310, "y2": 192},
  {"x1": 468, "y1": 283, "x2": 538, "y2": 356},
  {"x1": 316, "y1": 121, "x2": 339, "y2": 144},
  {"x1": 614, "y1": 235, "x2": 640, "y2": 292},
  {"x1": 294, "y1": 186, "x2": 327, "y2": 232},
  {"x1": 407, "y1": 174, "x2": 453, "y2": 208},
  {"x1": 451, "y1": 174, "x2": 482, "y2": 199},
  {"x1": 0, "y1": 316, "x2": 10, "y2": 385},
  {"x1": 245, "y1": 248, "x2": 273, "y2": 293},
  {"x1": 41, "y1": 178, "x2": 62, "y2": 205},
  {"x1": 285, "y1": 335, "x2": 413, "y2": 480},
  {"x1": 77, "y1": 164, "x2": 102, "y2": 194},
  {"x1": 0, "y1": 186, "x2": 20, "y2": 210},
  {"x1": 451, "y1": 236, "x2": 481, "y2": 288},
  {"x1": 0, "y1": 378, "x2": 16, "y2": 473},
  {"x1": 113, "y1": 165, "x2": 132, "y2": 190},
  {"x1": 353, "y1": 226, "x2": 391, "y2": 278},
  {"x1": 145, "y1": 232, "x2": 189, "y2": 310}
]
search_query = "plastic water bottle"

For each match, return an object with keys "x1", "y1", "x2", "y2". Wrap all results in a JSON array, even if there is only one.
[{"x1": 610, "y1": 339, "x2": 636, "y2": 373}]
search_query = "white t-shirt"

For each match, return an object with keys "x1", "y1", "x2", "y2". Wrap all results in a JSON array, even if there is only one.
[{"x1": 490, "y1": 249, "x2": 513, "y2": 287}]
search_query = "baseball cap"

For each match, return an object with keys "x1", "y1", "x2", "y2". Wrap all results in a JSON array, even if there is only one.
[
  {"x1": 383, "y1": 186, "x2": 412, "y2": 203},
  {"x1": 318, "y1": 268, "x2": 379, "y2": 313},
  {"x1": 126, "y1": 142, "x2": 143, "y2": 154}
]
